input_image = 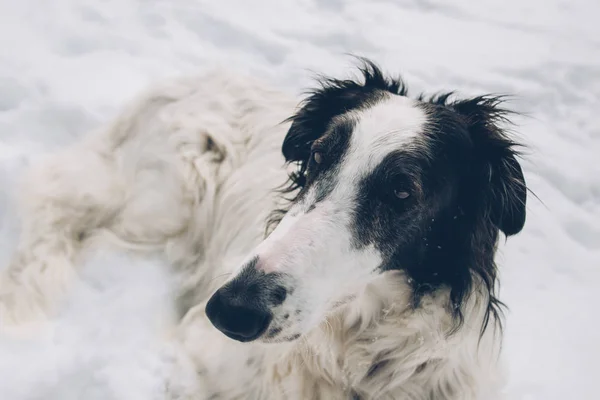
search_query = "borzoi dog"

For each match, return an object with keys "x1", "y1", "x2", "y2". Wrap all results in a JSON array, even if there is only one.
[{"x1": 0, "y1": 60, "x2": 527, "y2": 399}]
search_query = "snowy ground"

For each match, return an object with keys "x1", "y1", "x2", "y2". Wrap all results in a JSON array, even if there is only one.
[{"x1": 0, "y1": 0, "x2": 598, "y2": 399}]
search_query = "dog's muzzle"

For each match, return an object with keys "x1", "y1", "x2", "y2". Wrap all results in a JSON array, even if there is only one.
[
  {"x1": 205, "y1": 289, "x2": 272, "y2": 342},
  {"x1": 205, "y1": 260, "x2": 286, "y2": 342}
]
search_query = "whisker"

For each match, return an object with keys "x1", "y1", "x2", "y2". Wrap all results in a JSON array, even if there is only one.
[{"x1": 208, "y1": 272, "x2": 232, "y2": 284}]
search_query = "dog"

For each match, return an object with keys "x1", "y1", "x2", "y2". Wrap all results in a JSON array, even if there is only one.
[{"x1": 0, "y1": 60, "x2": 527, "y2": 399}]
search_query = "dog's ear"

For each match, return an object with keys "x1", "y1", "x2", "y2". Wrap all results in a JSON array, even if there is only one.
[
  {"x1": 488, "y1": 151, "x2": 526, "y2": 236},
  {"x1": 454, "y1": 96, "x2": 527, "y2": 236},
  {"x1": 282, "y1": 87, "x2": 338, "y2": 163},
  {"x1": 282, "y1": 83, "x2": 371, "y2": 163},
  {"x1": 283, "y1": 60, "x2": 408, "y2": 163}
]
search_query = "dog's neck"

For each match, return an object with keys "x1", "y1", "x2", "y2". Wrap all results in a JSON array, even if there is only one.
[
  {"x1": 258, "y1": 273, "x2": 502, "y2": 400},
  {"x1": 177, "y1": 273, "x2": 503, "y2": 400}
]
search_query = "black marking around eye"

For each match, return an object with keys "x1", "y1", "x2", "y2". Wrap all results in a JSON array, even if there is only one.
[
  {"x1": 350, "y1": 149, "x2": 430, "y2": 251},
  {"x1": 274, "y1": 60, "x2": 524, "y2": 343},
  {"x1": 320, "y1": 119, "x2": 354, "y2": 164},
  {"x1": 305, "y1": 119, "x2": 354, "y2": 199}
]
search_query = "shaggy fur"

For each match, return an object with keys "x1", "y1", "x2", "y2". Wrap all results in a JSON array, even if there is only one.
[{"x1": 0, "y1": 60, "x2": 527, "y2": 400}]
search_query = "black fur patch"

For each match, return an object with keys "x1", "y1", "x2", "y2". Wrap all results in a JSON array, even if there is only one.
[
  {"x1": 267, "y1": 59, "x2": 404, "y2": 232},
  {"x1": 270, "y1": 58, "x2": 528, "y2": 336}
]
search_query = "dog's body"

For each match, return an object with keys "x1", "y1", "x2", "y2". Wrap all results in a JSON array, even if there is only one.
[
  {"x1": 0, "y1": 62, "x2": 526, "y2": 399},
  {"x1": 0, "y1": 70, "x2": 292, "y2": 325}
]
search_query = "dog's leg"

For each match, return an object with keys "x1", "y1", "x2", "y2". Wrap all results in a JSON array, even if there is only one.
[
  {"x1": 0, "y1": 92, "x2": 190, "y2": 331},
  {"x1": 163, "y1": 127, "x2": 232, "y2": 318},
  {"x1": 0, "y1": 74, "x2": 269, "y2": 333},
  {"x1": 0, "y1": 84, "x2": 237, "y2": 332},
  {"x1": 0, "y1": 139, "x2": 125, "y2": 332}
]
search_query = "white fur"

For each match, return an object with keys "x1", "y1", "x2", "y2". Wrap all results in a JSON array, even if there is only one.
[
  {"x1": 0, "y1": 70, "x2": 506, "y2": 399},
  {"x1": 244, "y1": 95, "x2": 430, "y2": 341},
  {"x1": 348, "y1": 94, "x2": 426, "y2": 172}
]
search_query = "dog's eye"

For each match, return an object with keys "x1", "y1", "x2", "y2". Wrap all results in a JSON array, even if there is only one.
[
  {"x1": 313, "y1": 151, "x2": 323, "y2": 164},
  {"x1": 393, "y1": 189, "x2": 410, "y2": 200}
]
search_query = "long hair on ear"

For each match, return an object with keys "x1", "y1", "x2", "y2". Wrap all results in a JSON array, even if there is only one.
[
  {"x1": 423, "y1": 93, "x2": 528, "y2": 337},
  {"x1": 266, "y1": 59, "x2": 408, "y2": 234}
]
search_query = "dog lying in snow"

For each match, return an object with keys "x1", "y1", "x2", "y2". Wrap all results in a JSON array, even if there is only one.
[{"x1": 0, "y1": 60, "x2": 527, "y2": 399}]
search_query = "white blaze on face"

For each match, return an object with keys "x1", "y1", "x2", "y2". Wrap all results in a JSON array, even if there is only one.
[
  {"x1": 247, "y1": 93, "x2": 429, "y2": 333},
  {"x1": 341, "y1": 93, "x2": 428, "y2": 180}
]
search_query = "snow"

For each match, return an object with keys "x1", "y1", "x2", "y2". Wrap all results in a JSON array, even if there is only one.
[{"x1": 0, "y1": 0, "x2": 598, "y2": 398}]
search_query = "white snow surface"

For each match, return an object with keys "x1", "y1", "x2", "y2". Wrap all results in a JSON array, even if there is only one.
[{"x1": 0, "y1": 0, "x2": 598, "y2": 399}]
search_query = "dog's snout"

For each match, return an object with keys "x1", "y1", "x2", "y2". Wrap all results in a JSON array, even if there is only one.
[
  {"x1": 205, "y1": 289, "x2": 272, "y2": 342},
  {"x1": 205, "y1": 258, "x2": 292, "y2": 342}
]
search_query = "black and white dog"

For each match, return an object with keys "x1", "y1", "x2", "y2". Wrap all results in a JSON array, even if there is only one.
[{"x1": 0, "y1": 60, "x2": 526, "y2": 399}]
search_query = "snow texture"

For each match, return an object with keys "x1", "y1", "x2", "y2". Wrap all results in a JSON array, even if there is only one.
[{"x1": 0, "y1": 0, "x2": 598, "y2": 399}]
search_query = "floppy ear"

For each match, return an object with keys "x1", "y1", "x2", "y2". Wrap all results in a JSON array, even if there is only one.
[
  {"x1": 282, "y1": 83, "x2": 369, "y2": 163},
  {"x1": 283, "y1": 60, "x2": 408, "y2": 163},
  {"x1": 282, "y1": 89, "x2": 335, "y2": 164},
  {"x1": 454, "y1": 96, "x2": 527, "y2": 236},
  {"x1": 487, "y1": 150, "x2": 527, "y2": 236}
]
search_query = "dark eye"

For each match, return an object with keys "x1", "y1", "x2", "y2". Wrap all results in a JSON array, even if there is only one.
[
  {"x1": 394, "y1": 189, "x2": 410, "y2": 200},
  {"x1": 313, "y1": 151, "x2": 323, "y2": 164}
]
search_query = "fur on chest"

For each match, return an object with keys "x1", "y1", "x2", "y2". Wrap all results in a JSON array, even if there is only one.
[{"x1": 176, "y1": 276, "x2": 500, "y2": 400}]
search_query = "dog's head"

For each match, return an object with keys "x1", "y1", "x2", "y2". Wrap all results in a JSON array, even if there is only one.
[{"x1": 206, "y1": 60, "x2": 527, "y2": 343}]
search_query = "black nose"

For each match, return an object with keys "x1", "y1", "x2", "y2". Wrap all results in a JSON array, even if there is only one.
[{"x1": 205, "y1": 289, "x2": 272, "y2": 342}]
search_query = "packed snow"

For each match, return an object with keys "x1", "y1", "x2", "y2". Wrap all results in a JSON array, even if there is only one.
[{"x1": 0, "y1": 0, "x2": 598, "y2": 399}]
